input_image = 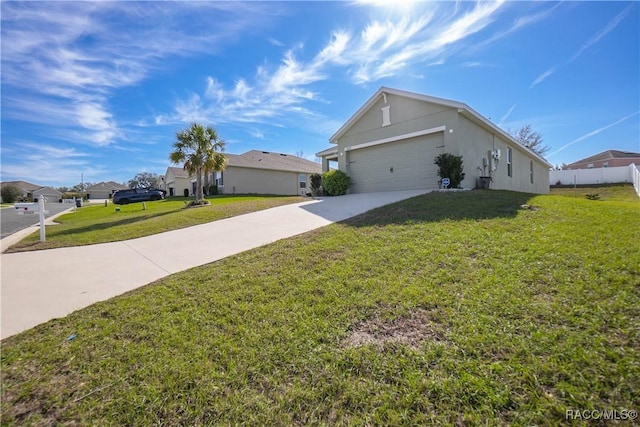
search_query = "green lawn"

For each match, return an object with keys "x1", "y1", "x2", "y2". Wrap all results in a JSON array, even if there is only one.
[
  {"x1": 550, "y1": 183, "x2": 639, "y2": 203},
  {"x1": 5, "y1": 195, "x2": 304, "y2": 253},
  {"x1": 2, "y1": 187, "x2": 638, "y2": 425}
]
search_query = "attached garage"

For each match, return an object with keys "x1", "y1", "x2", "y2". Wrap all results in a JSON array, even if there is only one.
[
  {"x1": 317, "y1": 87, "x2": 551, "y2": 194},
  {"x1": 346, "y1": 131, "x2": 444, "y2": 193}
]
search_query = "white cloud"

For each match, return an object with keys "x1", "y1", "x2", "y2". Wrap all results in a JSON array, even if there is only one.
[
  {"x1": 569, "y1": 3, "x2": 633, "y2": 63},
  {"x1": 474, "y1": 2, "x2": 563, "y2": 50},
  {"x1": 530, "y1": 66, "x2": 557, "y2": 88},
  {"x1": 499, "y1": 104, "x2": 517, "y2": 125},
  {"x1": 169, "y1": 1, "x2": 509, "y2": 125},
  {"x1": 0, "y1": 1, "x2": 274, "y2": 146},
  {"x1": 250, "y1": 130, "x2": 265, "y2": 139},
  {"x1": 0, "y1": 142, "x2": 102, "y2": 185},
  {"x1": 548, "y1": 111, "x2": 640, "y2": 157},
  {"x1": 530, "y1": 3, "x2": 633, "y2": 88}
]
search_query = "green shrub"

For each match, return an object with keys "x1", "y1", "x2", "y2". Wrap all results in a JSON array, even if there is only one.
[
  {"x1": 207, "y1": 184, "x2": 218, "y2": 196},
  {"x1": 1, "y1": 184, "x2": 22, "y2": 203},
  {"x1": 322, "y1": 170, "x2": 351, "y2": 196},
  {"x1": 434, "y1": 153, "x2": 465, "y2": 188},
  {"x1": 310, "y1": 173, "x2": 323, "y2": 196}
]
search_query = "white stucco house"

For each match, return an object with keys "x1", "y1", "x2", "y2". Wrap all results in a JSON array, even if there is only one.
[
  {"x1": 164, "y1": 150, "x2": 322, "y2": 197},
  {"x1": 163, "y1": 167, "x2": 192, "y2": 197},
  {"x1": 316, "y1": 87, "x2": 552, "y2": 194}
]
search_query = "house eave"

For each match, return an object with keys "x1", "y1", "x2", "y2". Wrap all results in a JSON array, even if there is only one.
[
  {"x1": 315, "y1": 146, "x2": 339, "y2": 158},
  {"x1": 457, "y1": 108, "x2": 552, "y2": 168}
]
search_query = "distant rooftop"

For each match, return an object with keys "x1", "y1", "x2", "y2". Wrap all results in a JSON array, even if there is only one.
[
  {"x1": 567, "y1": 150, "x2": 640, "y2": 166},
  {"x1": 225, "y1": 150, "x2": 321, "y2": 174}
]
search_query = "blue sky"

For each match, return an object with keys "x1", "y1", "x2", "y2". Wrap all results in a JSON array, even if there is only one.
[{"x1": 1, "y1": 1, "x2": 638, "y2": 187}]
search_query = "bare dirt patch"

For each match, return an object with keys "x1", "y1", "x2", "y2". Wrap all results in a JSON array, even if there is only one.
[{"x1": 342, "y1": 308, "x2": 449, "y2": 351}]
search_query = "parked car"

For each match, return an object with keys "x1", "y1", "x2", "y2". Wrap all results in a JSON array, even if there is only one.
[{"x1": 112, "y1": 188, "x2": 164, "y2": 205}]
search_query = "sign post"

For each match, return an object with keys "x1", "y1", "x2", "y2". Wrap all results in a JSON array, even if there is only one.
[
  {"x1": 38, "y1": 197, "x2": 46, "y2": 242},
  {"x1": 14, "y1": 199, "x2": 49, "y2": 242},
  {"x1": 441, "y1": 178, "x2": 450, "y2": 189}
]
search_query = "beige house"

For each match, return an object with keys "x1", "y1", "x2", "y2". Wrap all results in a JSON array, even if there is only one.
[
  {"x1": 564, "y1": 150, "x2": 640, "y2": 170},
  {"x1": 166, "y1": 150, "x2": 322, "y2": 197},
  {"x1": 86, "y1": 181, "x2": 128, "y2": 199},
  {"x1": 316, "y1": 87, "x2": 551, "y2": 194},
  {"x1": 163, "y1": 167, "x2": 192, "y2": 197},
  {"x1": 33, "y1": 186, "x2": 62, "y2": 202},
  {"x1": 0, "y1": 181, "x2": 62, "y2": 202}
]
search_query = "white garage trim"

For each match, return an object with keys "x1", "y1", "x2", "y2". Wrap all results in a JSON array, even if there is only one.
[{"x1": 345, "y1": 126, "x2": 446, "y2": 152}]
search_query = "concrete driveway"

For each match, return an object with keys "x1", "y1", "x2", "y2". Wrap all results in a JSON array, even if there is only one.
[{"x1": 1, "y1": 190, "x2": 429, "y2": 339}]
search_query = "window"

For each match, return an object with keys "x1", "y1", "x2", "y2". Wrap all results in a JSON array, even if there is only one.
[
  {"x1": 216, "y1": 171, "x2": 224, "y2": 187},
  {"x1": 507, "y1": 147, "x2": 513, "y2": 177},
  {"x1": 381, "y1": 106, "x2": 391, "y2": 127},
  {"x1": 529, "y1": 160, "x2": 534, "y2": 184},
  {"x1": 299, "y1": 174, "x2": 307, "y2": 189}
]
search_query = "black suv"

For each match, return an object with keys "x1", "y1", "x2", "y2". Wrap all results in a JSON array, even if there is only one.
[{"x1": 112, "y1": 188, "x2": 164, "y2": 205}]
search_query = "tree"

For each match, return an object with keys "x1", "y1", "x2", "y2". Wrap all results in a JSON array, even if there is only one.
[
  {"x1": 309, "y1": 173, "x2": 323, "y2": 196},
  {"x1": 170, "y1": 123, "x2": 226, "y2": 202},
  {"x1": 71, "y1": 182, "x2": 92, "y2": 193},
  {"x1": 129, "y1": 172, "x2": 160, "y2": 189},
  {"x1": 1, "y1": 184, "x2": 22, "y2": 203},
  {"x1": 509, "y1": 124, "x2": 550, "y2": 157},
  {"x1": 434, "y1": 153, "x2": 465, "y2": 188}
]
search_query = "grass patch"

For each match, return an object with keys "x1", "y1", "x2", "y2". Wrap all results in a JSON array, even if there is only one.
[
  {"x1": 2, "y1": 189, "x2": 639, "y2": 425},
  {"x1": 5, "y1": 195, "x2": 304, "y2": 252},
  {"x1": 551, "y1": 183, "x2": 639, "y2": 203}
]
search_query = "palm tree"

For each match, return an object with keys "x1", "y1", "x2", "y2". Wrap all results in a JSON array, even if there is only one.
[{"x1": 170, "y1": 123, "x2": 226, "y2": 202}]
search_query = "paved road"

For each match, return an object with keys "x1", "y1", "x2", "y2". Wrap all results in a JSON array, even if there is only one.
[{"x1": 1, "y1": 203, "x2": 74, "y2": 239}]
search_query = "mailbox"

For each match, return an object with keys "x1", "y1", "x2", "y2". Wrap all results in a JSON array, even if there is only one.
[
  {"x1": 14, "y1": 203, "x2": 39, "y2": 215},
  {"x1": 14, "y1": 198, "x2": 49, "y2": 242}
]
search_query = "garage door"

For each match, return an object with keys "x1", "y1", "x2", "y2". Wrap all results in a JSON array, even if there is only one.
[{"x1": 346, "y1": 132, "x2": 444, "y2": 193}]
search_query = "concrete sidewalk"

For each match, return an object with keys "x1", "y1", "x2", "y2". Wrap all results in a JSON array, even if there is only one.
[{"x1": 1, "y1": 190, "x2": 428, "y2": 339}]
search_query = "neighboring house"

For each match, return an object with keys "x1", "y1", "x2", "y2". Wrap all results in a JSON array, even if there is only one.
[
  {"x1": 33, "y1": 186, "x2": 62, "y2": 202},
  {"x1": 166, "y1": 150, "x2": 322, "y2": 197},
  {"x1": 316, "y1": 87, "x2": 552, "y2": 194},
  {"x1": 214, "y1": 150, "x2": 322, "y2": 196},
  {"x1": 0, "y1": 181, "x2": 63, "y2": 203},
  {"x1": 163, "y1": 167, "x2": 193, "y2": 197},
  {"x1": 563, "y1": 150, "x2": 640, "y2": 170},
  {"x1": 86, "y1": 181, "x2": 128, "y2": 199},
  {"x1": 0, "y1": 181, "x2": 43, "y2": 202}
]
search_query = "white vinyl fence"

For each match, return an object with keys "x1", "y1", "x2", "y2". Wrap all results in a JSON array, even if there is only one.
[
  {"x1": 550, "y1": 164, "x2": 640, "y2": 196},
  {"x1": 632, "y1": 164, "x2": 640, "y2": 197}
]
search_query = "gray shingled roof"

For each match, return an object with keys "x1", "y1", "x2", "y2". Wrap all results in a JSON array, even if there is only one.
[
  {"x1": 568, "y1": 150, "x2": 640, "y2": 165},
  {"x1": 0, "y1": 180, "x2": 41, "y2": 192},
  {"x1": 225, "y1": 150, "x2": 322, "y2": 174},
  {"x1": 86, "y1": 181, "x2": 128, "y2": 191}
]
